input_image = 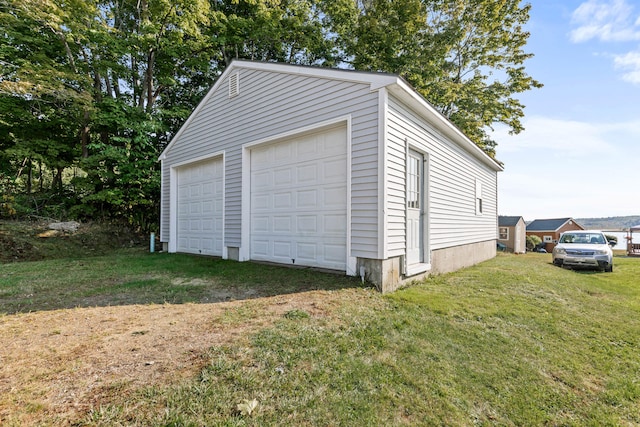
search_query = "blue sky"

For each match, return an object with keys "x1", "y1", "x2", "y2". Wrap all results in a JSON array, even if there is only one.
[{"x1": 492, "y1": 0, "x2": 640, "y2": 221}]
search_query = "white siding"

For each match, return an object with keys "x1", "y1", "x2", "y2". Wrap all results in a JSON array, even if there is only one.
[
  {"x1": 386, "y1": 95, "x2": 498, "y2": 254},
  {"x1": 161, "y1": 67, "x2": 380, "y2": 258}
]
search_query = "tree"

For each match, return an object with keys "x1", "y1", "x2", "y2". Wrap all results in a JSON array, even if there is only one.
[
  {"x1": 0, "y1": 0, "x2": 89, "y2": 200},
  {"x1": 207, "y1": 0, "x2": 337, "y2": 69},
  {"x1": 526, "y1": 234, "x2": 541, "y2": 252},
  {"x1": 320, "y1": 0, "x2": 542, "y2": 157},
  {"x1": 1, "y1": 0, "x2": 541, "y2": 228},
  {"x1": 1, "y1": 0, "x2": 214, "y2": 227}
]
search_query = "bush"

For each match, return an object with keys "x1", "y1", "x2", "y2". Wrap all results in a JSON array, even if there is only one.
[
  {"x1": 526, "y1": 235, "x2": 541, "y2": 251},
  {"x1": 1, "y1": 194, "x2": 17, "y2": 218}
]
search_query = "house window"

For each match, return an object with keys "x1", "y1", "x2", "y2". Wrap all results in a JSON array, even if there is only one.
[
  {"x1": 543, "y1": 235, "x2": 553, "y2": 242},
  {"x1": 499, "y1": 227, "x2": 508, "y2": 240},
  {"x1": 475, "y1": 179, "x2": 483, "y2": 215}
]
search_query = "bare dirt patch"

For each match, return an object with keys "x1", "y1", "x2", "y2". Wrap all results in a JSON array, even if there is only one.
[{"x1": 0, "y1": 288, "x2": 359, "y2": 426}]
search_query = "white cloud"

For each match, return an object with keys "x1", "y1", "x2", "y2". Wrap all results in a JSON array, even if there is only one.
[
  {"x1": 494, "y1": 116, "x2": 640, "y2": 219},
  {"x1": 613, "y1": 50, "x2": 640, "y2": 83},
  {"x1": 494, "y1": 116, "x2": 617, "y2": 155},
  {"x1": 569, "y1": 1, "x2": 640, "y2": 86},
  {"x1": 570, "y1": 0, "x2": 640, "y2": 42}
]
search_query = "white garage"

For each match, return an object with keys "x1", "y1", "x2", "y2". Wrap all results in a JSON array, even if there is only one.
[
  {"x1": 175, "y1": 157, "x2": 224, "y2": 255},
  {"x1": 159, "y1": 61, "x2": 502, "y2": 292},
  {"x1": 249, "y1": 125, "x2": 348, "y2": 270}
]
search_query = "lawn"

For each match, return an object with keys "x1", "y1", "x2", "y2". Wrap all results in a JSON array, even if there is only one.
[{"x1": 1, "y1": 251, "x2": 639, "y2": 426}]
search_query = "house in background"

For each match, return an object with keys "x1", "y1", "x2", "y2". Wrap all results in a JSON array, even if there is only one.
[
  {"x1": 526, "y1": 217, "x2": 584, "y2": 252},
  {"x1": 498, "y1": 216, "x2": 526, "y2": 253},
  {"x1": 158, "y1": 61, "x2": 503, "y2": 292}
]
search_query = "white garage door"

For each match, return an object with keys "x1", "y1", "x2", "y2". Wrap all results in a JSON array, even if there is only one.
[
  {"x1": 176, "y1": 157, "x2": 223, "y2": 255},
  {"x1": 250, "y1": 126, "x2": 347, "y2": 270}
]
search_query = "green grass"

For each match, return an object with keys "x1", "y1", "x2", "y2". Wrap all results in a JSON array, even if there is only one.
[
  {"x1": 0, "y1": 249, "x2": 360, "y2": 314},
  {"x1": 3, "y1": 252, "x2": 640, "y2": 425}
]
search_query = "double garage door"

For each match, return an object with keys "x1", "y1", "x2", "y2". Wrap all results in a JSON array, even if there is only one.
[
  {"x1": 250, "y1": 126, "x2": 348, "y2": 270},
  {"x1": 175, "y1": 125, "x2": 348, "y2": 270}
]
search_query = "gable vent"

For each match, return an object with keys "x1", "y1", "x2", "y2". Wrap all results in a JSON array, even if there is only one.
[{"x1": 228, "y1": 72, "x2": 239, "y2": 98}]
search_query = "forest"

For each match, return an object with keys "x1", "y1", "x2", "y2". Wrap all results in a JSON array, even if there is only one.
[{"x1": 0, "y1": 0, "x2": 541, "y2": 231}]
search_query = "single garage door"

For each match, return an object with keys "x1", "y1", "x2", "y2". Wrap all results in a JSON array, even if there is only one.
[
  {"x1": 176, "y1": 157, "x2": 223, "y2": 255},
  {"x1": 250, "y1": 125, "x2": 347, "y2": 270}
]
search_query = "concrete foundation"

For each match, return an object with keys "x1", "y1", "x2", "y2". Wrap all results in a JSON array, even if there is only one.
[
  {"x1": 359, "y1": 240, "x2": 496, "y2": 293},
  {"x1": 226, "y1": 247, "x2": 240, "y2": 261},
  {"x1": 357, "y1": 257, "x2": 402, "y2": 293},
  {"x1": 429, "y1": 240, "x2": 496, "y2": 275}
]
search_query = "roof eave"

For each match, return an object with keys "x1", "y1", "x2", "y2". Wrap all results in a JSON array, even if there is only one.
[{"x1": 386, "y1": 81, "x2": 503, "y2": 172}]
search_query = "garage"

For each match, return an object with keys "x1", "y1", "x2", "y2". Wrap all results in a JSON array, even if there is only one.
[
  {"x1": 160, "y1": 61, "x2": 503, "y2": 292},
  {"x1": 176, "y1": 157, "x2": 224, "y2": 255},
  {"x1": 249, "y1": 125, "x2": 348, "y2": 270}
]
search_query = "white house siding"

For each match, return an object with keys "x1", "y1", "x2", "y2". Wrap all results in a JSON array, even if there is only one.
[
  {"x1": 160, "y1": 66, "x2": 382, "y2": 259},
  {"x1": 386, "y1": 95, "x2": 498, "y2": 254}
]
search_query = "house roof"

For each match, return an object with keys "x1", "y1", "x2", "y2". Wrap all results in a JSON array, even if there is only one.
[
  {"x1": 158, "y1": 60, "x2": 503, "y2": 172},
  {"x1": 527, "y1": 218, "x2": 581, "y2": 232},
  {"x1": 498, "y1": 216, "x2": 523, "y2": 227}
]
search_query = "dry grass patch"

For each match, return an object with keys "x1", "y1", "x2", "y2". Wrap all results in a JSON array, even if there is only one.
[{"x1": 0, "y1": 288, "x2": 366, "y2": 426}]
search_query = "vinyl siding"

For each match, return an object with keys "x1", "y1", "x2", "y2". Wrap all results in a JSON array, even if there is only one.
[
  {"x1": 161, "y1": 68, "x2": 381, "y2": 258},
  {"x1": 386, "y1": 95, "x2": 498, "y2": 253}
]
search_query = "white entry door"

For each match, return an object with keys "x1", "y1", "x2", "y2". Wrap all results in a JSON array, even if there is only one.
[
  {"x1": 406, "y1": 150, "x2": 424, "y2": 267},
  {"x1": 249, "y1": 126, "x2": 348, "y2": 270},
  {"x1": 176, "y1": 157, "x2": 224, "y2": 255}
]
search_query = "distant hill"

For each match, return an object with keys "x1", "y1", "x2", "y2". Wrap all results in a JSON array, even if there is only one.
[{"x1": 575, "y1": 216, "x2": 640, "y2": 231}]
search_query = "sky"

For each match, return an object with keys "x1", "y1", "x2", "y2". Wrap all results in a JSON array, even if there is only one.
[{"x1": 492, "y1": 0, "x2": 640, "y2": 221}]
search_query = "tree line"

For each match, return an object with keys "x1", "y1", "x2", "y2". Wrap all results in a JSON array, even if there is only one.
[{"x1": 0, "y1": 0, "x2": 541, "y2": 231}]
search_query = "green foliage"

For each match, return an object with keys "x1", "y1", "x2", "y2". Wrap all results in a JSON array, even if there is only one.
[
  {"x1": 1, "y1": 0, "x2": 541, "y2": 228},
  {"x1": 526, "y1": 234, "x2": 541, "y2": 251},
  {"x1": 320, "y1": 0, "x2": 542, "y2": 157}
]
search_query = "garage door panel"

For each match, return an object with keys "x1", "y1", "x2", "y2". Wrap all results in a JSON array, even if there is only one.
[
  {"x1": 273, "y1": 193, "x2": 292, "y2": 209},
  {"x1": 202, "y1": 182, "x2": 214, "y2": 196},
  {"x1": 324, "y1": 158, "x2": 347, "y2": 181},
  {"x1": 250, "y1": 125, "x2": 347, "y2": 271},
  {"x1": 273, "y1": 216, "x2": 292, "y2": 232},
  {"x1": 296, "y1": 215, "x2": 318, "y2": 233},
  {"x1": 296, "y1": 242, "x2": 317, "y2": 262},
  {"x1": 274, "y1": 142, "x2": 293, "y2": 162},
  {"x1": 325, "y1": 214, "x2": 347, "y2": 233},
  {"x1": 274, "y1": 168, "x2": 293, "y2": 186},
  {"x1": 296, "y1": 190, "x2": 317, "y2": 208},
  {"x1": 324, "y1": 186, "x2": 346, "y2": 207},
  {"x1": 176, "y1": 157, "x2": 223, "y2": 256},
  {"x1": 202, "y1": 200, "x2": 214, "y2": 213},
  {"x1": 202, "y1": 218, "x2": 214, "y2": 231},
  {"x1": 253, "y1": 194, "x2": 271, "y2": 211},
  {"x1": 189, "y1": 219, "x2": 201, "y2": 231},
  {"x1": 252, "y1": 240, "x2": 269, "y2": 257},
  {"x1": 200, "y1": 238, "x2": 214, "y2": 253},
  {"x1": 324, "y1": 244, "x2": 346, "y2": 264},
  {"x1": 189, "y1": 202, "x2": 201, "y2": 215},
  {"x1": 252, "y1": 170, "x2": 272, "y2": 189},
  {"x1": 273, "y1": 241, "x2": 292, "y2": 258},
  {"x1": 296, "y1": 164, "x2": 317, "y2": 183}
]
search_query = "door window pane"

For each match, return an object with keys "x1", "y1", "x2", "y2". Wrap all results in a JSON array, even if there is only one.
[{"x1": 407, "y1": 155, "x2": 421, "y2": 209}]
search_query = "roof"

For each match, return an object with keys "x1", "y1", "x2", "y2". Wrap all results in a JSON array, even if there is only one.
[
  {"x1": 498, "y1": 216, "x2": 524, "y2": 227},
  {"x1": 527, "y1": 218, "x2": 581, "y2": 232},
  {"x1": 159, "y1": 60, "x2": 503, "y2": 172}
]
